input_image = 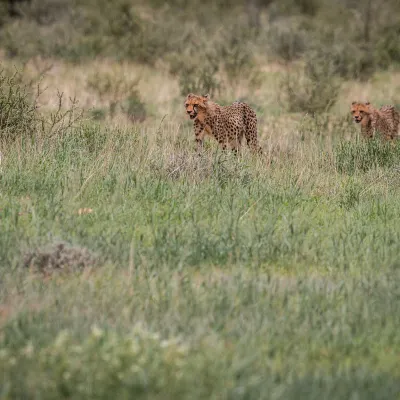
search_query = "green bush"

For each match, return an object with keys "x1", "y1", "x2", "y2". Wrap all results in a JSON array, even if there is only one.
[
  {"x1": 120, "y1": 94, "x2": 147, "y2": 123},
  {"x1": 267, "y1": 19, "x2": 308, "y2": 62},
  {"x1": 86, "y1": 70, "x2": 146, "y2": 122},
  {"x1": 1, "y1": 0, "x2": 399, "y2": 78},
  {"x1": 169, "y1": 48, "x2": 222, "y2": 97},
  {"x1": 281, "y1": 52, "x2": 341, "y2": 114},
  {"x1": 17, "y1": 0, "x2": 69, "y2": 25},
  {"x1": 308, "y1": 33, "x2": 377, "y2": 80},
  {"x1": 0, "y1": 0, "x2": 174, "y2": 64},
  {"x1": 0, "y1": 326, "x2": 224, "y2": 399},
  {"x1": 297, "y1": 113, "x2": 353, "y2": 141},
  {"x1": 216, "y1": 22, "x2": 258, "y2": 83},
  {"x1": 23, "y1": 240, "x2": 99, "y2": 275},
  {"x1": 335, "y1": 138, "x2": 400, "y2": 174},
  {"x1": 375, "y1": 23, "x2": 400, "y2": 69},
  {"x1": 0, "y1": 68, "x2": 38, "y2": 143}
]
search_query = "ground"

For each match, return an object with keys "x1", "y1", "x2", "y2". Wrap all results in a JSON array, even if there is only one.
[{"x1": 1, "y1": 55, "x2": 400, "y2": 399}]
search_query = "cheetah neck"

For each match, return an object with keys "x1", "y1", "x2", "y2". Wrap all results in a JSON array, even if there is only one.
[
  {"x1": 196, "y1": 101, "x2": 220, "y2": 124},
  {"x1": 204, "y1": 101, "x2": 220, "y2": 116}
]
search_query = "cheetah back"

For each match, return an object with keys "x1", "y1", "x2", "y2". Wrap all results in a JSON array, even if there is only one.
[{"x1": 373, "y1": 105, "x2": 400, "y2": 139}]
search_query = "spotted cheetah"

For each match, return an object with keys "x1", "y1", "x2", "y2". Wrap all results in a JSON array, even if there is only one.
[
  {"x1": 351, "y1": 101, "x2": 400, "y2": 140},
  {"x1": 184, "y1": 93, "x2": 262, "y2": 155}
]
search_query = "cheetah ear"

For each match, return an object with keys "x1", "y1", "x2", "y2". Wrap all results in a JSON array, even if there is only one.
[
  {"x1": 351, "y1": 101, "x2": 356, "y2": 105},
  {"x1": 202, "y1": 94, "x2": 209, "y2": 99},
  {"x1": 365, "y1": 101, "x2": 370, "y2": 105}
]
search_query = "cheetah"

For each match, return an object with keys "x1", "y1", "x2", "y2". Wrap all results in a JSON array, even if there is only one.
[
  {"x1": 351, "y1": 101, "x2": 400, "y2": 140},
  {"x1": 184, "y1": 93, "x2": 262, "y2": 155}
]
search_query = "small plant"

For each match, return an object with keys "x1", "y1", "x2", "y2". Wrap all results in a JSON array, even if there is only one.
[
  {"x1": 334, "y1": 138, "x2": 400, "y2": 174},
  {"x1": 338, "y1": 178, "x2": 362, "y2": 209},
  {"x1": 297, "y1": 113, "x2": 353, "y2": 141},
  {"x1": 267, "y1": 20, "x2": 308, "y2": 63},
  {"x1": 43, "y1": 91, "x2": 84, "y2": 138},
  {"x1": 281, "y1": 52, "x2": 341, "y2": 114},
  {"x1": 176, "y1": 60, "x2": 221, "y2": 98},
  {"x1": 90, "y1": 107, "x2": 107, "y2": 121},
  {"x1": 0, "y1": 69, "x2": 38, "y2": 143},
  {"x1": 375, "y1": 22, "x2": 400, "y2": 69},
  {"x1": 87, "y1": 70, "x2": 146, "y2": 122},
  {"x1": 23, "y1": 240, "x2": 99, "y2": 274},
  {"x1": 120, "y1": 94, "x2": 147, "y2": 123},
  {"x1": 217, "y1": 23, "x2": 259, "y2": 84},
  {"x1": 169, "y1": 45, "x2": 222, "y2": 97}
]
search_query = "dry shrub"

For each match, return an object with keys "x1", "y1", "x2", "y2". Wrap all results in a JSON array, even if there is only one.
[
  {"x1": 0, "y1": 67, "x2": 84, "y2": 144},
  {"x1": 23, "y1": 241, "x2": 99, "y2": 274}
]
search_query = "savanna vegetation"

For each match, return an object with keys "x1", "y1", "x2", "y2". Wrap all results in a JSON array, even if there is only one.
[{"x1": 1, "y1": 0, "x2": 400, "y2": 398}]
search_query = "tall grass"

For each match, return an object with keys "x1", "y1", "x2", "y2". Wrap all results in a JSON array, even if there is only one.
[
  {"x1": 0, "y1": 116, "x2": 400, "y2": 398},
  {"x1": 1, "y1": 1, "x2": 400, "y2": 397}
]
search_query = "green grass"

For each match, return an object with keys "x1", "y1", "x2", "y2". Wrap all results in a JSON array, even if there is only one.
[{"x1": 1, "y1": 122, "x2": 400, "y2": 399}]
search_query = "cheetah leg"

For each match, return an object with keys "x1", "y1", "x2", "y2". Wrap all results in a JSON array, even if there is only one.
[
  {"x1": 217, "y1": 140, "x2": 238, "y2": 154},
  {"x1": 229, "y1": 134, "x2": 242, "y2": 156},
  {"x1": 383, "y1": 132, "x2": 394, "y2": 141},
  {"x1": 361, "y1": 125, "x2": 373, "y2": 139},
  {"x1": 244, "y1": 117, "x2": 263, "y2": 155},
  {"x1": 246, "y1": 134, "x2": 263, "y2": 154},
  {"x1": 194, "y1": 120, "x2": 205, "y2": 154}
]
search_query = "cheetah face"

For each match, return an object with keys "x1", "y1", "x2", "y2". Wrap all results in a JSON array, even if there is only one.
[
  {"x1": 184, "y1": 93, "x2": 209, "y2": 120},
  {"x1": 351, "y1": 101, "x2": 370, "y2": 123}
]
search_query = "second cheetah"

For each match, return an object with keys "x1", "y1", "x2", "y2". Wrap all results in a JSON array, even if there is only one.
[{"x1": 351, "y1": 101, "x2": 400, "y2": 140}]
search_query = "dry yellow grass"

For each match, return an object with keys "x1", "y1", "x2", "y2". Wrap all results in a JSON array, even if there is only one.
[{"x1": 1, "y1": 54, "x2": 399, "y2": 153}]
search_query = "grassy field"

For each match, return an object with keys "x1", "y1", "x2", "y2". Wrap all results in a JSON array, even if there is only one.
[{"x1": 1, "y1": 4, "x2": 400, "y2": 396}]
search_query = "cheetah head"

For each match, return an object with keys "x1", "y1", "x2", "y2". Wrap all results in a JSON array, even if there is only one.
[
  {"x1": 184, "y1": 93, "x2": 209, "y2": 120},
  {"x1": 351, "y1": 101, "x2": 371, "y2": 124}
]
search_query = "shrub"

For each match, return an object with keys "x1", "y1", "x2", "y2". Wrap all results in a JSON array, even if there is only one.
[
  {"x1": 82, "y1": 0, "x2": 167, "y2": 64},
  {"x1": 0, "y1": 326, "x2": 225, "y2": 399},
  {"x1": 338, "y1": 178, "x2": 363, "y2": 209},
  {"x1": 375, "y1": 23, "x2": 400, "y2": 69},
  {"x1": 86, "y1": 70, "x2": 146, "y2": 122},
  {"x1": 0, "y1": 1, "x2": 10, "y2": 26},
  {"x1": 281, "y1": 52, "x2": 341, "y2": 114},
  {"x1": 267, "y1": 19, "x2": 308, "y2": 62},
  {"x1": 297, "y1": 113, "x2": 353, "y2": 141},
  {"x1": 17, "y1": 0, "x2": 69, "y2": 25},
  {"x1": 23, "y1": 240, "x2": 99, "y2": 274},
  {"x1": 120, "y1": 94, "x2": 147, "y2": 123},
  {"x1": 216, "y1": 22, "x2": 259, "y2": 83},
  {"x1": 334, "y1": 138, "x2": 400, "y2": 175},
  {"x1": 0, "y1": 0, "x2": 173, "y2": 64},
  {"x1": 169, "y1": 48, "x2": 222, "y2": 97},
  {"x1": 308, "y1": 33, "x2": 377, "y2": 80},
  {"x1": 0, "y1": 68, "x2": 38, "y2": 143}
]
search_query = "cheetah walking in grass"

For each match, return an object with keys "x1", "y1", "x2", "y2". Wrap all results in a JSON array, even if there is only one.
[
  {"x1": 351, "y1": 101, "x2": 400, "y2": 140},
  {"x1": 184, "y1": 93, "x2": 262, "y2": 155}
]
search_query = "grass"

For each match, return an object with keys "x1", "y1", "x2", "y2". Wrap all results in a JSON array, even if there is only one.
[
  {"x1": 0, "y1": 46, "x2": 400, "y2": 398},
  {"x1": 0, "y1": 112, "x2": 400, "y2": 398}
]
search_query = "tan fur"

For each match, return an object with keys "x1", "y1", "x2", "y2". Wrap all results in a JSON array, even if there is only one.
[
  {"x1": 184, "y1": 93, "x2": 262, "y2": 155},
  {"x1": 351, "y1": 101, "x2": 400, "y2": 140}
]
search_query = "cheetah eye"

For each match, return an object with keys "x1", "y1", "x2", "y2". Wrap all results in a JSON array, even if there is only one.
[{"x1": 185, "y1": 104, "x2": 189, "y2": 107}]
